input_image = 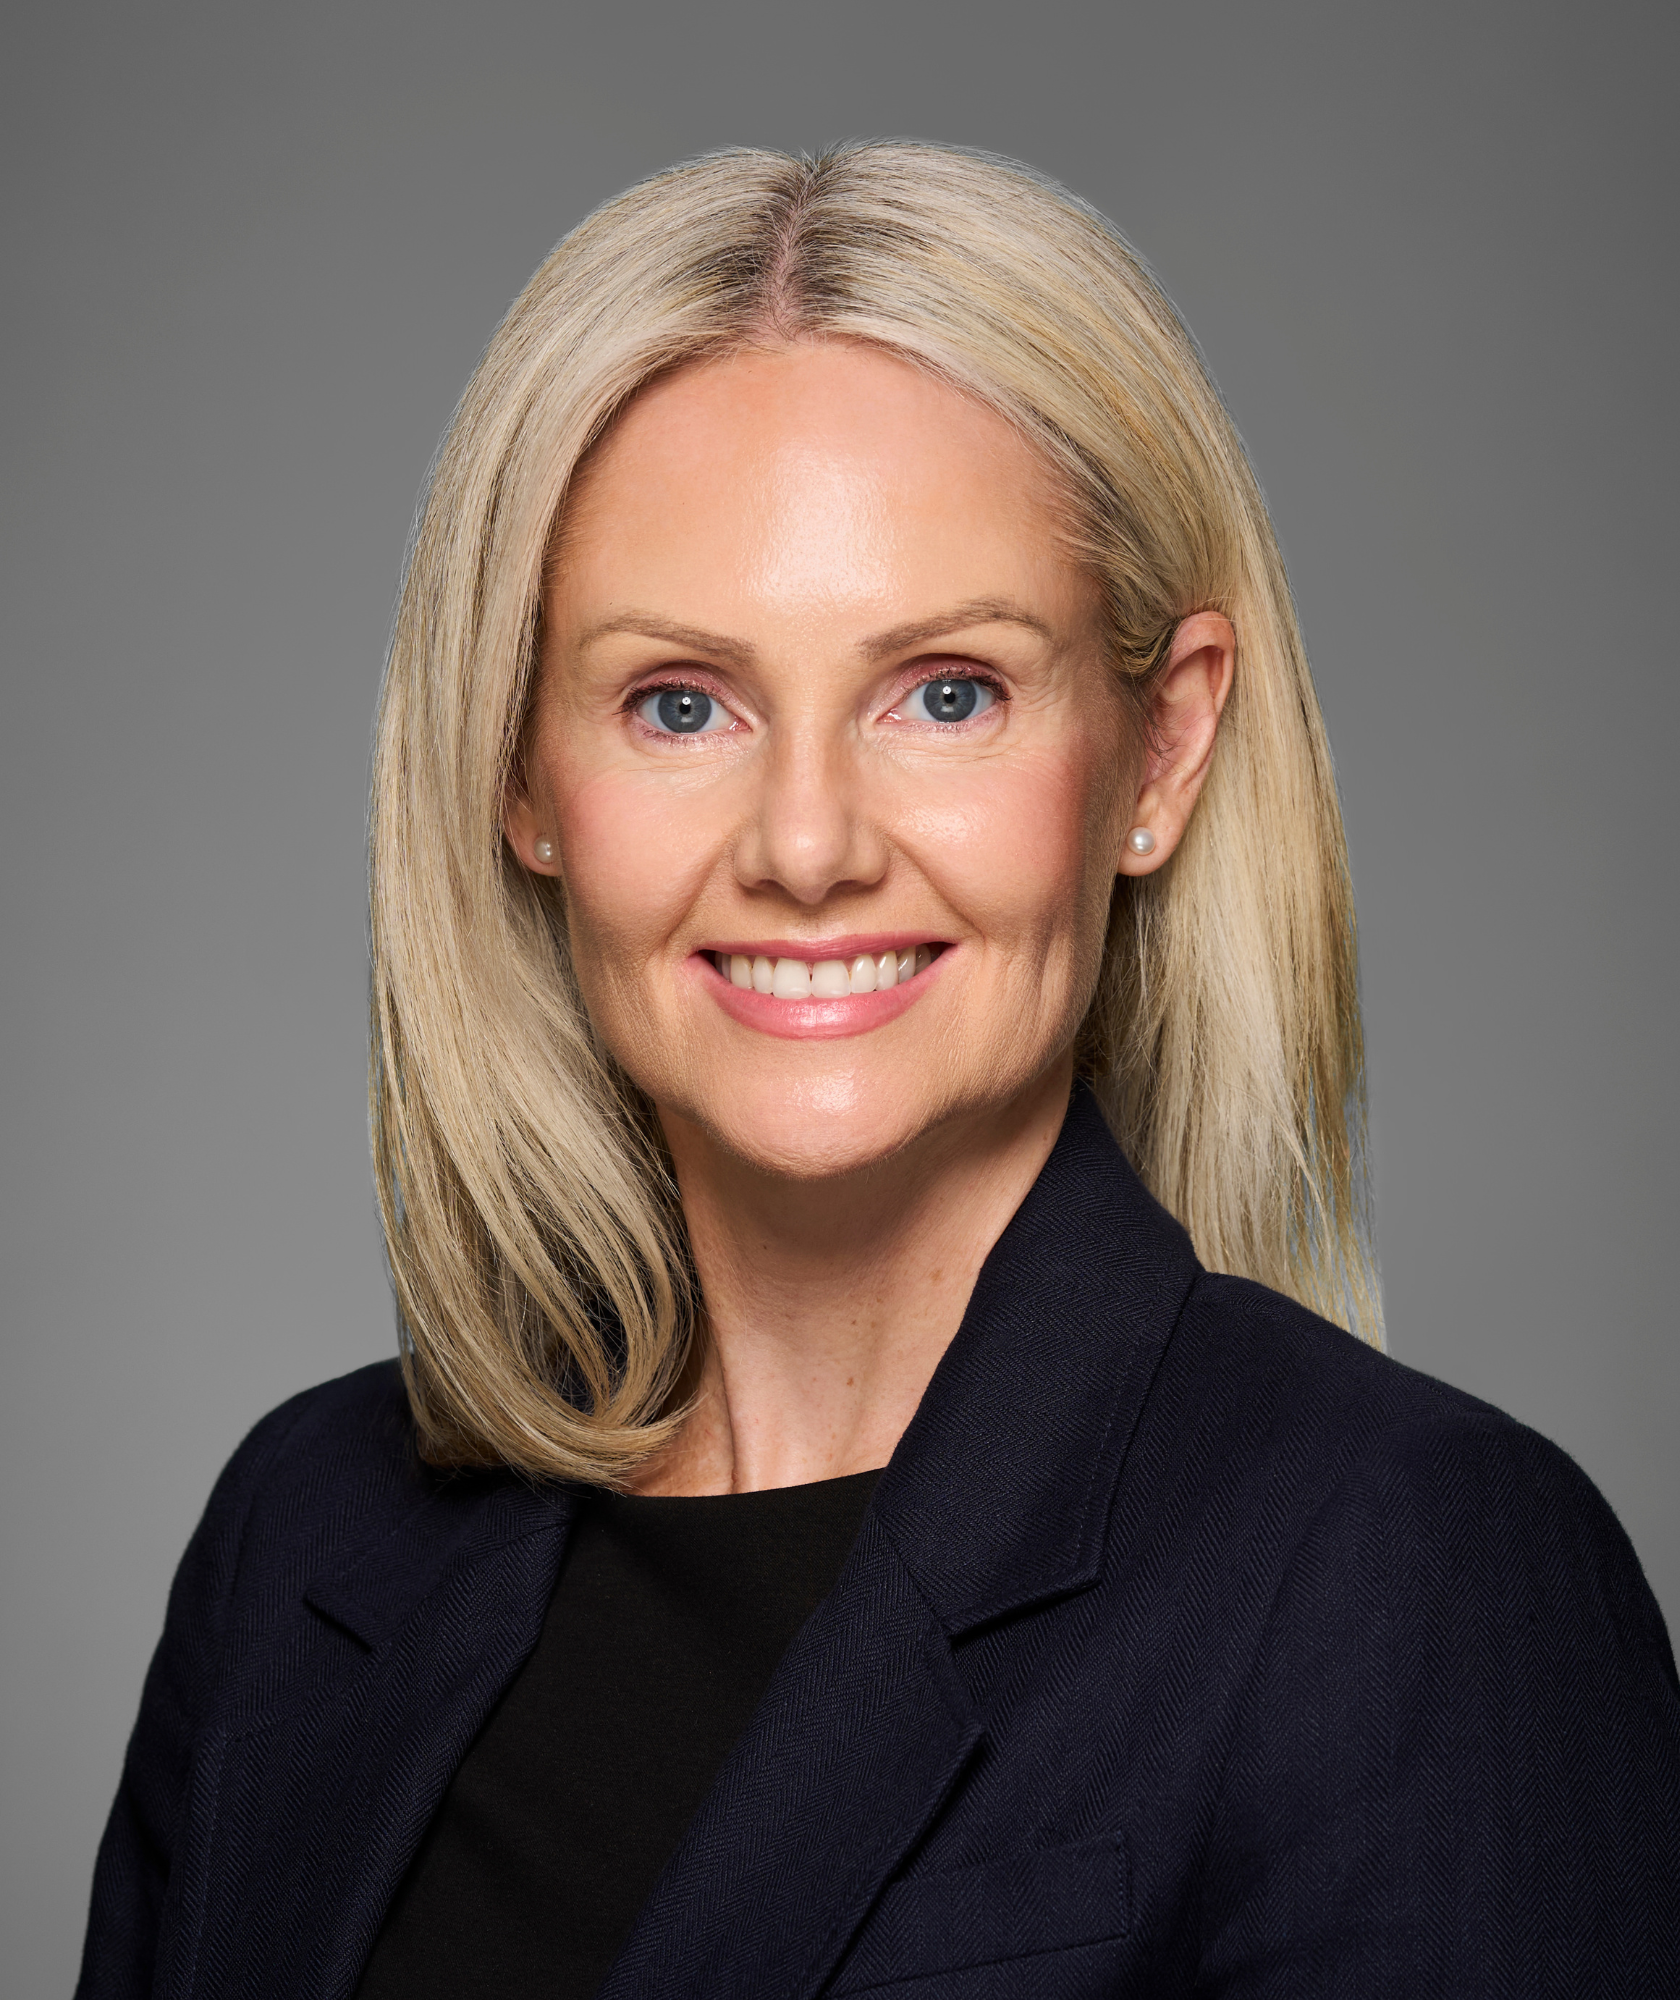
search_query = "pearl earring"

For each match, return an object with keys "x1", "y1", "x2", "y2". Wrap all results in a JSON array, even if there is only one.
[
  {"x1": 1126, "y1": 826, "x2": 1156, "y2": 856},
  {"x1": 533, "y1": 838, "x2": 555, "y2": 864}
]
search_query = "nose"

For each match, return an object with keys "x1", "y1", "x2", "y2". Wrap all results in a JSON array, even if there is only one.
[{"x1": 731, "y1": 723, "x2": 889, "y2": 906}]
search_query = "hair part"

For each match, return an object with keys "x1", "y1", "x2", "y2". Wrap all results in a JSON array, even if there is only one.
[{"x1": 370, "y1": 142, "x2": 1380, "y2": 1484}]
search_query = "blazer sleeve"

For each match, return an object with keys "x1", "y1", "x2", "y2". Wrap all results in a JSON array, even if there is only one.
[
  {"x1": 74, "y1": 1393, "x2": 317, "y2": 2000},
  {"x1": 1195, "y1": 1408, "x2": 1680, "y2": 1998}
]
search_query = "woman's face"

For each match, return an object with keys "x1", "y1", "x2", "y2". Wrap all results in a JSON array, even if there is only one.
[{"x1": 512, "y1": 340, "x2": 1134, "y2": 1180}]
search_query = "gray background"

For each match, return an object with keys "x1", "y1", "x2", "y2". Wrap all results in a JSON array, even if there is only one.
[{"x1": 3, "y1": 0, "x2": 1675, "y2": 1983}]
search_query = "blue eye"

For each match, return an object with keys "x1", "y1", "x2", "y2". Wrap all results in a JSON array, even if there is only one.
[
  {"x1": 904, "y1": 677, "x2": 995, "y2": 724},
  {"x1": 637, "y1": 687, "x2": 728, "y2": 735}
]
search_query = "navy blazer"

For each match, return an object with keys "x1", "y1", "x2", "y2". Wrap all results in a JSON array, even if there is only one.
[{"x1": 78, "y1": 1090, "x2": 1680, "y2": 1997}]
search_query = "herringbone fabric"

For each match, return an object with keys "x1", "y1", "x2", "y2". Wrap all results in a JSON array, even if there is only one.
[{"x1": 76, "y1": 1089, "x2": 1680, "y2": 1997}]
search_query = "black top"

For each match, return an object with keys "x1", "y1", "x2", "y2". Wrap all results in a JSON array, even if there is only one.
[{"x1": 356, "y1": 1467, "x2": 882, "y2": 2000}]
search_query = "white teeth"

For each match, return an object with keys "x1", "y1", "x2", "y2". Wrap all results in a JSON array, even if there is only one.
[{"x1": 722, "y1": 947, "x2": 939, "y2": 998}]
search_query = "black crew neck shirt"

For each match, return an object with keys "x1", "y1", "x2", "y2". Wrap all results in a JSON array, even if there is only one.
[{"x1": 355, "y1": 1467, "x2": 882, "y2": 2000}]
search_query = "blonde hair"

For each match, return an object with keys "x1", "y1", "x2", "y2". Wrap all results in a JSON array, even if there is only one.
[{"x1": 371, "y1": 142, "x2": 1379, "y2": 1483}]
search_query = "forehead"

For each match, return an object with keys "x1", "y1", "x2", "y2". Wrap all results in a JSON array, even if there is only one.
[{"x1": 551, "y1": 341, "x2": 1087, "y2": 632}]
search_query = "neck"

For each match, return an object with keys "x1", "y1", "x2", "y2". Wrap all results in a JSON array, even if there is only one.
[{"x1": 631, "y1": 1059, "x2": 1074, "y2": 1494}]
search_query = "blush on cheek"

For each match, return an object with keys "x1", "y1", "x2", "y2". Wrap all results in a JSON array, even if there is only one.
[
  {"x1": 550, "y1": 770, "x2": 713, "y2": 1025},
  {"x1": 910, "y1": 750, "x2": 1108, "y2": 965}
]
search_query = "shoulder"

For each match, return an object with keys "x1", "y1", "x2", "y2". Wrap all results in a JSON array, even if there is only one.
[
  {"x1": 1139, "y1": 1272, "x2": 1675, "y2": 1680},
  {"x1": 1160, "y1": 1267, "x2": 1595, "y2": 1511},
  {"x1": 180, "y1": 1360, "x2": 432, "y2": 1645},
  {"x1": 1171, "y1": 1268, "x2": 1496, "y2": 1439},
  {"x1": 201, "y1": 1358, "x2": 419, "y2": 1540}
]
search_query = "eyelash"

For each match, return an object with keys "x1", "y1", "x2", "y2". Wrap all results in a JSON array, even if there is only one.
[
  {"x1": 624, "y1": 676, "x2": 738, "y2": 731},
  {"x1": 622, "y1": 667, "x2": 1011, "y2": 734},
  {"x1": 891, "y1": 669, "x2": 1009, "y2": 723}
]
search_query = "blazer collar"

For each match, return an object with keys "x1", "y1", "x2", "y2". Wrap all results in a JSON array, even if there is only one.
[{"x1": 872, "y1": 1081, "x2": 1200, "y2": 1635}]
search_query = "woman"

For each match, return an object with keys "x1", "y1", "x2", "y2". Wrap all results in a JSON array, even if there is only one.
[{"x1": 78, "y1": 144, "x2": 1677, "y2": 1999}]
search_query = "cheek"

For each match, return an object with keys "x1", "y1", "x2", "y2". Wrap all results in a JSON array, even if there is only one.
[
  {"x1": 907, "y1": 746, "x2": 1120, "y2": 962},
  {"x1": 550, "y1": 765, "x2": 719, "y2": 981}
]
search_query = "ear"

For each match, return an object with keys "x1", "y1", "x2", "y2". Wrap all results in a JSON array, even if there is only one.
[
  {"x1": 502, "y1": 753, "x2": 561, "y2": 876},
  {"x1": 1115, "y1": 610, "x2": 1235, "y2": 876}
]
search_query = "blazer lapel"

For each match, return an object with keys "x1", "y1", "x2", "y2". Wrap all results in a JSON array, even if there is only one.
[
  {"x1": 877, "y1": 1083, "x2": 1199, "y2": 1636},
  {"x1": 597, "y1": 1510, "x2": 982, "y2": 2000},
  {"x1": 599, "y1": 1087, "x2": 1200, "y2": 1999},
  {"x1": 173, "y1": 1475, "x2": 577, "y2": 2000}
]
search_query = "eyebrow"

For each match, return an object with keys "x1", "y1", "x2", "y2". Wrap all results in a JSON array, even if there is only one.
[{"x1": 575, "y1": 596, "x2": 1055, "y2": 665}]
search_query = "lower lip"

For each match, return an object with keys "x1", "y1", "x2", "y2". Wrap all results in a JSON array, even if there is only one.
[{"x1": 691, "y1": 949, "x2": 950, "y2": 1040}]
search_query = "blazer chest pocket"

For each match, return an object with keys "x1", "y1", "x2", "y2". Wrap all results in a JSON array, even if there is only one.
[{"x1": 830, "y1": 1834, "x2": 1130, "y2": 1996}]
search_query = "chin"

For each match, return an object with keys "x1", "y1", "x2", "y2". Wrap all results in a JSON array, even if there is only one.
[{"x1": 684, "y1": 1067, "x2": 948, "y2": 1184}]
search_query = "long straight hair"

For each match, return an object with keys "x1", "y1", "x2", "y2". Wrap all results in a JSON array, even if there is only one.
[{"x1": 370, "y1": 143, "x2": 1380, "y2": 1483}]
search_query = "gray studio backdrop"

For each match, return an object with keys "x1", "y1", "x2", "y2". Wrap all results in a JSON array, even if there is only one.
[{"x1": 4, "y1": 0, "x2": 1675, "y2": 1984}]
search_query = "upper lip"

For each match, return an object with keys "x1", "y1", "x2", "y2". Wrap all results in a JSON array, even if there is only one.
[{"x1": 698, "y1": 934, "x2": 950, "y2": 961}]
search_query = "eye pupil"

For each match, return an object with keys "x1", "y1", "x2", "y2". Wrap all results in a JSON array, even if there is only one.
[
  {"x1": 657, "y1": 688, "x2": 712, "y2": 734},
  {"x1": 927, "y1": 679, "x2": 978, "y2": 722}
]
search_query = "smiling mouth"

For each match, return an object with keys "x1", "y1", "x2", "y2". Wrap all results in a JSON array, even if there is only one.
[{"x1": 706, "y1": 944, "x2": 944, "y2": 999}]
